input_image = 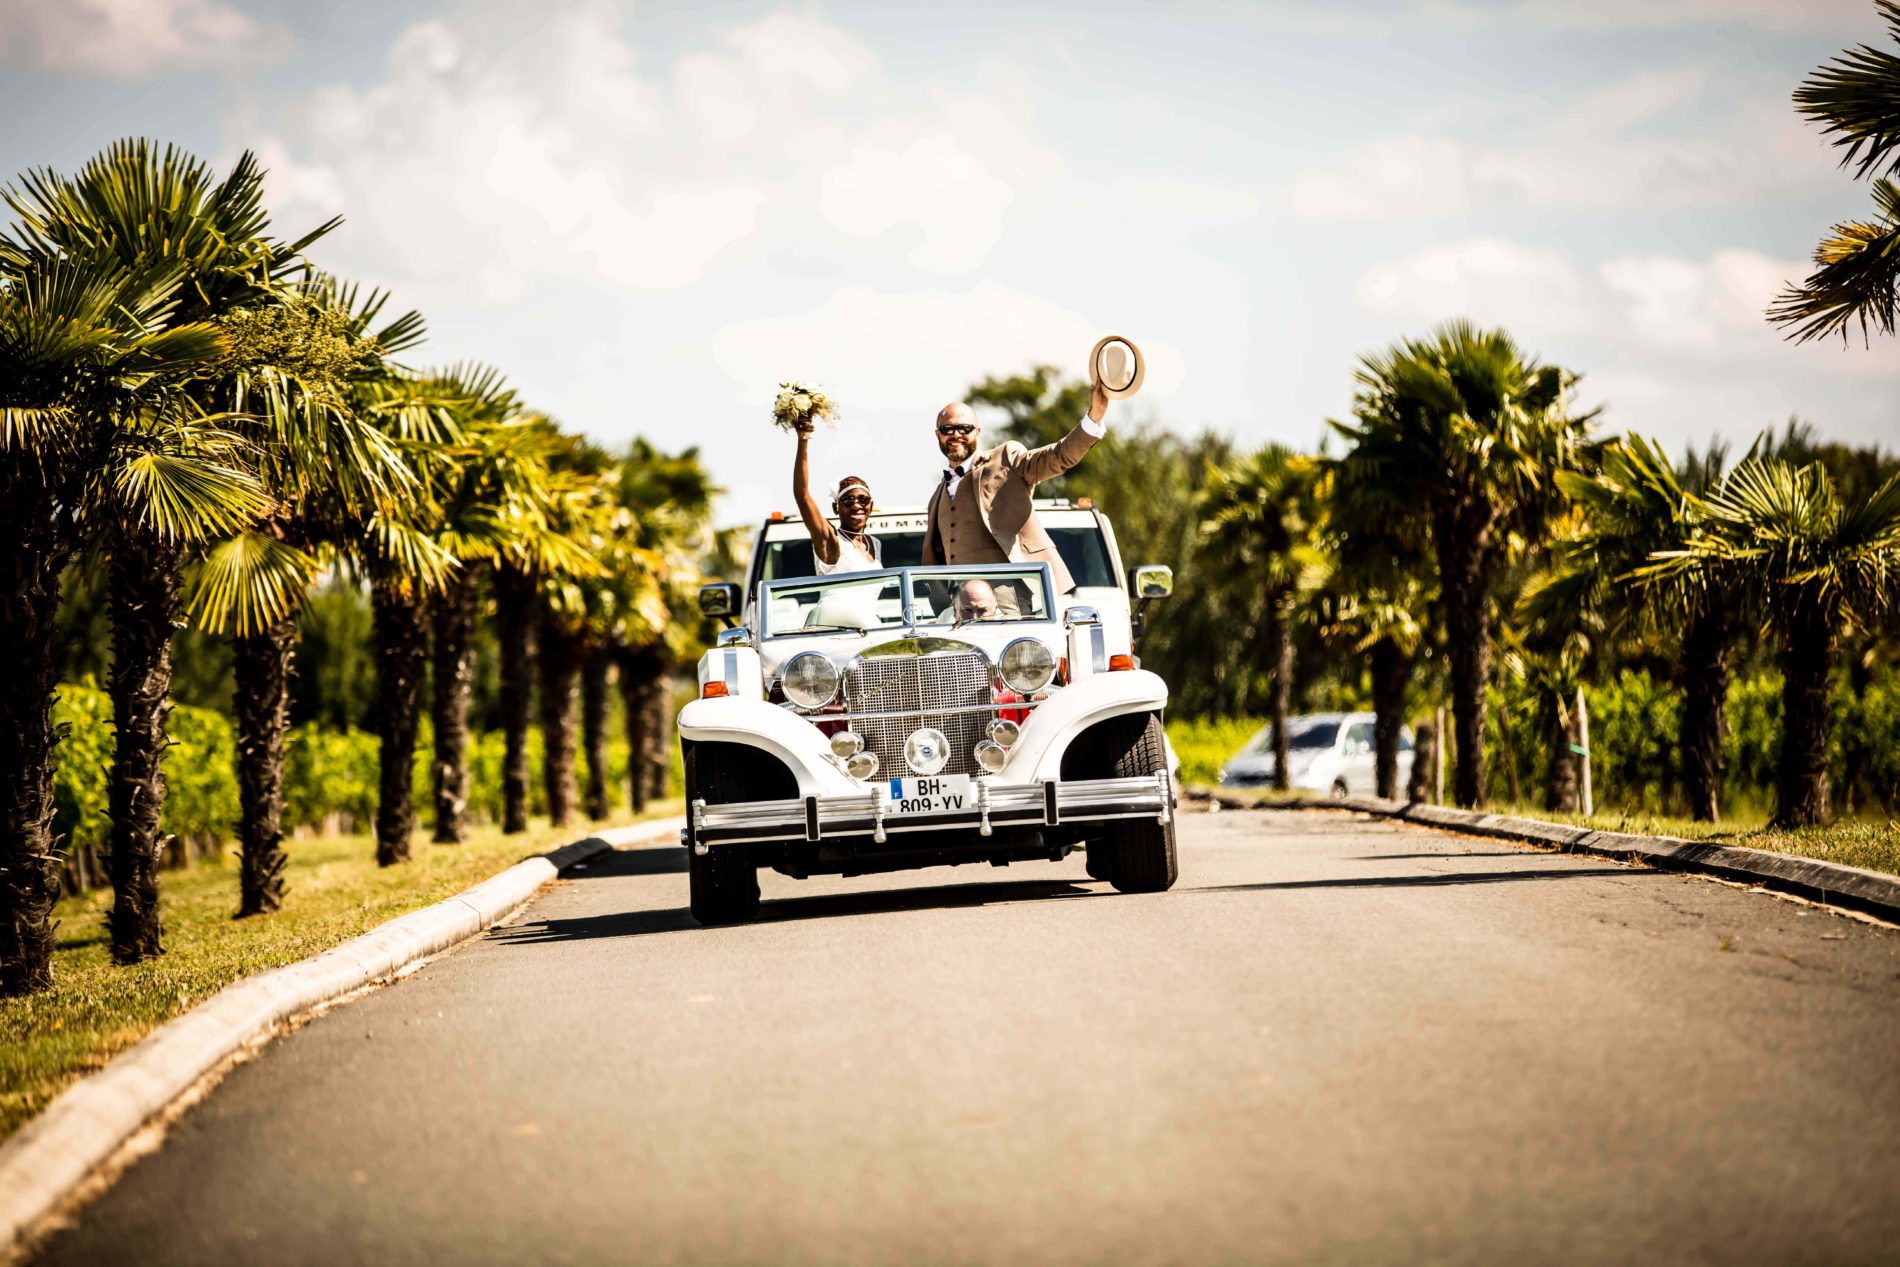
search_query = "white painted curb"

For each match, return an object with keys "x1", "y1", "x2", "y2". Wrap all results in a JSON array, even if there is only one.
[{"x1": 0, "y1": 817, "x2": 685, "y2": 1254}]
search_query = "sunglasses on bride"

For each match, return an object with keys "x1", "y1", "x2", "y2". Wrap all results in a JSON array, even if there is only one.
[{"x1": 836, "y1": 492, "x2": 873, "y2": 508}]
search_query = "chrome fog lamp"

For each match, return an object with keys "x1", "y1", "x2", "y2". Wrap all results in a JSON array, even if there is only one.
[
  {"x1": 973, "y1": 740, "x2": 1008, "y2": 773},
  {"x1": 985, "y1": 718, "x2": 1021, "y2": 748},
  {"x1": 903, "y1": 727, "x2": 950, "y2": 775},
  {"x1": 782, "y1": 652, "x2": 840, "y2": 709},
  {"x1": 845, "y1": 751, "x2": 880, "y2": 780},
  {"x1": 830, "y1": 730, "x2": 865, "y2": 759},
  {"x1": 999, "y1": 638, "x2": 1056, "y2": 693}
]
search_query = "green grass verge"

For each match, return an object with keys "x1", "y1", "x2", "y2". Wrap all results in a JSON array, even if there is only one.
[
  {"x1": 0, "y1": 805, "x2": 680, "y2": 1143},
  {"x1": 1201, "y1": 784, "x2": 1900, "y2": 881},
  {"x1": 1485, "y1": 803, "x2": 1900, "y2": 880}
]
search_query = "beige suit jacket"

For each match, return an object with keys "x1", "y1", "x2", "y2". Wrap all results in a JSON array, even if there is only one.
[{"x1": 922, "y1": 421, "x2": 1100, "y2": 594}]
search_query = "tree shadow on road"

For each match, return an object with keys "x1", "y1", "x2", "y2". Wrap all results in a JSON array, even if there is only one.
[
  {"x1": 562, "y1": 847, "x2": 688, "y2": 878},
  {"x1": 488, "y1": 876, "x2": 1102, "y2": 944},
  {"x1": 1191, "y1": 866, "x2": 1643, "y2": 894},
  {"x1": 1346, "y1": 851, "x2": 1553, "y2": 861}
]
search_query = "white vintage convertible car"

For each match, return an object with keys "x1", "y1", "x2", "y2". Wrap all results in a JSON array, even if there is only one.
[{"x1": 677, "y1": 558, "x2": 1177, "y2": 925}]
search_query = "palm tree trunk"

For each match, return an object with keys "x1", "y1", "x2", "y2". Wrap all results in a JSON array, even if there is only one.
[
  {"x1": 106, "y1": 527, "x2": 181, "y2": 965},
  {"x1": 495, "y1": 565, "x2": 536, "y2": 834},
  {"x1": 233, "y1": 615, "x2": 296, "y2": 916},
  {"x1": 373, "y1": 582, "x2": 430, "y2": 866},
  {"x1": 1679, "y1": 605, "x2": 1729, "y2": 823},
  {"x1": 1405, "y1": 721, "x2": 1435, "y2": 803},
  {"x1": 1774, "y1": 605, "x2": 1835, "y2": 828},
  {"x1": 1368, "y1": 638, "x2": 1412, "y2": 800},
  {"x1": 1262, "y1": 584, "x2": 1293, "y2": 792},
  {"x1": 1434, "y1": 500, "x2": 1493, "y2": 808},
  {"x1": 619, "y1": 646, "x2": 656, "y2": 812},
  {"x1": 646, "y1": 675, "x2": 673, "y2": 801},
  {"x1": 0, "y1": 470, "x2": 74, "y2": 996},
  {"x1": 581, "y1": 647, "x2": 612, "y2": 821},
  {"x1": 1542, "y1": 691, "x2": 1579, "y2": 813},
  {"x1": 538, "y1": 609, "x2": 581, "y2": 829},
  {"x1": 431, "y1": 571, "x2": 479, "y2": 844}
]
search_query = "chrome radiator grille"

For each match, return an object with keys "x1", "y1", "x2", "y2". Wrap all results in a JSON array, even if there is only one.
[{"x1": 844, "y1": 650, "x2": 991, "y2": 777}]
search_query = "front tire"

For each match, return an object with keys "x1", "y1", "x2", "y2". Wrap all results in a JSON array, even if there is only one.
[
  {"x1": 685, "y1": 745, "x2": 762, "y2": 926},
  {"x1": 1090, "y1": 713, "x2": 1177, "y2": 894}
]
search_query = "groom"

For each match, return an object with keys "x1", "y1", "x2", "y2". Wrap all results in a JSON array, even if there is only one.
[{"x1": 922, "y1": 378, "x2": 1110, "y2": 595}]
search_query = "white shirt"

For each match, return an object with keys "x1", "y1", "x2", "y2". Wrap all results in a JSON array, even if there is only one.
[
  {"x1": 814, "y1": 531, "x2": 881, "y2": 574},
  {"x1": 942, "y1": 413, "x2": 1105, "y2": 500}
]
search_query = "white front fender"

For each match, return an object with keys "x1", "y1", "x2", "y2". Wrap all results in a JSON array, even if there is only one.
[
  {"x1": 1013, "y1": 669, "x2": 1168, "y2": 781},
  {"x1": 677, "y1": 697, "x2": 859, "y2": 796}
]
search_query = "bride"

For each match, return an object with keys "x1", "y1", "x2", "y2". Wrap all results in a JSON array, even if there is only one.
[{"x1": 790, "y1": 417, "x2": 881, "y2": 574}]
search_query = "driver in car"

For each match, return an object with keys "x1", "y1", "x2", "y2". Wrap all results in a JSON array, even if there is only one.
[{"x1": 953, "y1": 579, "x2": 998, "y2": 622}]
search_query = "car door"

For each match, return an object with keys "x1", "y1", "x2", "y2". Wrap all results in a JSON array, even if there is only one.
[{"x1": 1340, "y1": 720, "x2": 1377, "y2": 795}]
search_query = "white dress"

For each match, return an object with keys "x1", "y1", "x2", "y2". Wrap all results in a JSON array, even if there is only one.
[{"x1": 815, "y1": 531, "x2": 881, "y2": 574}]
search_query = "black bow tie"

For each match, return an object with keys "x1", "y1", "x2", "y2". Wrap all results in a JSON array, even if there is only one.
[{"x1": 944, "y1": 464, "x2": 965, "y2": 483}]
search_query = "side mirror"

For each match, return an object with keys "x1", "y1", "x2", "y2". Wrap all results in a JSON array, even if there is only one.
[
  {"x1": 1129, "y1": 565, "x2": 1173, "y2": 600},
  {"x1": 1128, "y1": 565, "x2": 1171, "y2": 643},
  {"x1": 698, "y1": 582, "x2": 741, "y2": 627}
]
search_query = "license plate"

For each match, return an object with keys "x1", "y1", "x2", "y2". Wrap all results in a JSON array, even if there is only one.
[{"x1": 888, "y1": 774, "x2": 973, "y2": 814}]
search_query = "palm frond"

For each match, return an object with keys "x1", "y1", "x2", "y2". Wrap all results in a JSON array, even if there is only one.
[
  {"x1": 1769, "y1": 178, "x2": 1900, "y2": 344},
  {"x1": 185, "y1": 531, "x2": 322, "y2": 635},
  {"x1": 1794, "y1": 0, "x2": 1900, "y2": 181}
]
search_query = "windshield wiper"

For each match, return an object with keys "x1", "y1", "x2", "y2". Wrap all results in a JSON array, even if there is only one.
[{"x1": 782, "y1": 623, "x2": 867, "y2": 636}]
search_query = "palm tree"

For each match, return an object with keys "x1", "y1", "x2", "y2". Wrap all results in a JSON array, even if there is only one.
[
  {"x1": 1199, "y1": 445, "x2": 1325, "y2": 790},
  {"x1": 1524, "y1": 436, "x2": 1742, "y2": 820},
  {"x1": 1644, "y1": 457, "x2": 1900, "y2": 826},
  {"x1": 428, "y1": 400, "x2": 594, "y2": 841},
  {"x1": 1333, "y1": 322, "x2": 1590, "y2": 808},
  {"x1": 185, "y1": 278, "x2": 430, "y2": 912},
  {"x1": 0, "y1": 259, "x2": 230, "y2": 993},
  {"x1": 1773, "y1": 1, "x2": 1900, "y2": 343},
  {"x1": 4, "y1": 140, "x2": 336, "y2": 960},
  {"x1": 610, "y1": 441, "x2": 716, "y2": 811},
  {"x1": 1321, "y1": 447, "x2": 1437, "y2": 800}
]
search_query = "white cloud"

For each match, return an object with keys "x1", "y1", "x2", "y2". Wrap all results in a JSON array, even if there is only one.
[
  {"x1": 711, "y1": 282, "x2": 1184, "y2": 411},
  {"x1": 1356, "y1": 235, "x2": 1899, "y2": 443},
  {"x1": 1284, "y1": 70, "x2": 1788, "y2": 219},
  {"x1": 819, "y1": 132, "x2": 1016, "y2": 273},
  {"x1": 1358, "y1": 238, "x2": 1588, "y2": 334},
  {"x1": 1426, "y1": 0, "x2": 1870, "y2": 30},
  {"x1": 0, "y1": 0, "x2": 284, "y2": 77},
  {"x1": 261, "y1": 9, "x2": 1038, "y2": 300}
]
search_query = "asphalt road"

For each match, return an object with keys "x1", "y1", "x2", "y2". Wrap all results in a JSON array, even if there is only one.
[{"x1": 29, "y1": 809, "x2": 1900, "y2": 1267}]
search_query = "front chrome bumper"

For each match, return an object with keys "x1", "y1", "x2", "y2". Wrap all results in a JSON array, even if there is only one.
[{"x1": 682, "y1": 771, "x2": 1173, "y2": 853}]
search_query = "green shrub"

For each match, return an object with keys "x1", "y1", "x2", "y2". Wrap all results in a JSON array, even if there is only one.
[{"x1": 1167, "y1": 715, "x2": 1263, "y2": 786}]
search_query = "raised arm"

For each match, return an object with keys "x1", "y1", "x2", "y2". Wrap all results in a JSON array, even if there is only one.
[
  {"x1": 791, "y1": 422, "x2": 840, "y2": 565},
  {"x1": 1012, "y1": 381, "x2": 1109, "y2": 486}
]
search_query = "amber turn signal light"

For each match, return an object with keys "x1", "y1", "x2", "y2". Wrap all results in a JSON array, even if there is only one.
[
  {"x1": 1108, "y1": 655, "x2": 1135, "y2": 671},
  {"x1": 701, "y1": 682, "x2": 730, "y2": 698}
]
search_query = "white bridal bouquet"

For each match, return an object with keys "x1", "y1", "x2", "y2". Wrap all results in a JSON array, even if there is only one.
[{"x1": 772, "y1": 381, "x2": 839, "y2": 432}]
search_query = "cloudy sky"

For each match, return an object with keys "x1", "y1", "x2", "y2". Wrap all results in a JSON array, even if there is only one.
[{"x1": 2, "y1": 0, "x2": 1893, "y2": 519}]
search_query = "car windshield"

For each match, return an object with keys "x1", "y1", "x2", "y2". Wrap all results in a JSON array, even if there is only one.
[
  {"x1": 911, "y1": 570, "x2": 1050, "y2": 626},
  {"x1": 756, "y1": 522, "x2": 1113, "y2": 588},
  {"x1": 1248, "y1": 719, "x2": 1341, "y2": 753},
  {"x1": 759, "y1": 565, "x2": 1052, "y2": 638}
]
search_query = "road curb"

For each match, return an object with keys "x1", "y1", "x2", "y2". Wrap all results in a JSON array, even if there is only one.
[
  {"x1": 0, "y1": 817, "x2": 686, "y2": 1257},
  {"x1": 1194, "y1": 789, "x2": 1900, "y2": 921}
]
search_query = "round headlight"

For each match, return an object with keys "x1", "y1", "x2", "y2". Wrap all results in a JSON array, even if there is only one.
[
  {"x1": 974, "y1": 740, "x2": 1007, "y2": 773},
  {"x1": 830, "y1": 730, "x2": 864, "y2": 758},
  {"x1": 999, "y1": 639, "x2": 1056, "y2": 693},
  {"x1": 845, "y1": 751, "x2": 880, "y2": 780},
  {"x1": 986, "y1": 718, "x2": 1020, "y2": 748},
  {"x1": 781, "y1": 652, "x2": 839, "y2": 709},
  {"x1": 903, "y1": 727, "x2": 950, "y2": 775}
]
